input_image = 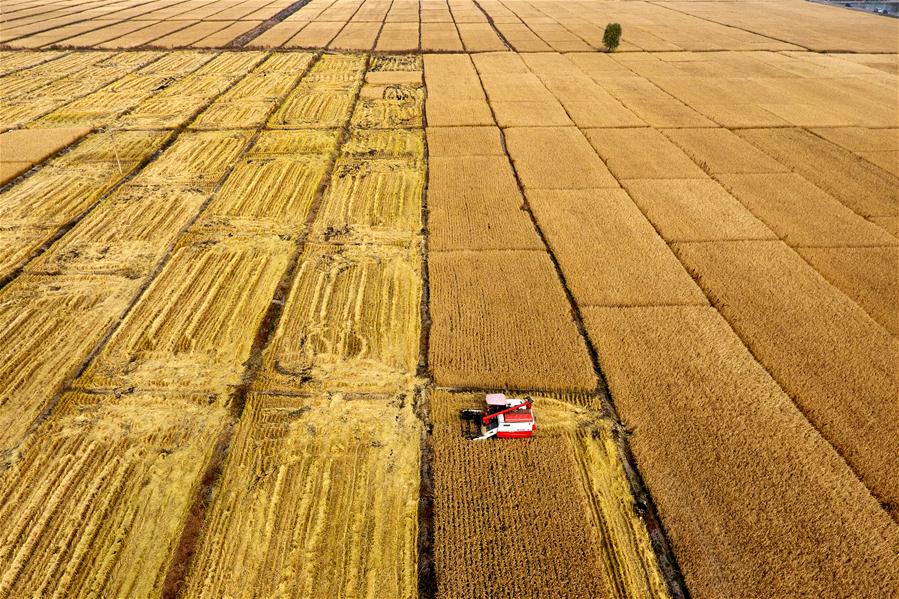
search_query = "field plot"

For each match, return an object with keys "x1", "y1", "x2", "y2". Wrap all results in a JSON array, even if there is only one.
[
  {"x1": 430, "y1": 390, "x2": 670, "y2": 599},
  {"x1": 116, "y1": 52, "x2": 266, "y2": 129},
  {"x1": 622, "y1": 179, "x2": 776, "y2": 243},
  {"x1": 426, "y1": 154, "x2": 542, "y2": 251},
  {"x1": 736, "y1": 127, "x2": 898, "y2": 218},
  {"x1": 582, "y1": 305, "x2": 899, "y2": 598},
  {"x1": 27, "y1": 128, "x2": 250, "y2": 278},
  {"x1": 78, "y1": 235, "x2": 293, "y2": 393},
  {"x1": 0, "y1": 274, "x2": 139, "y2": 452},
  {"x1": 528, "y1": 188, "x2": 707, "y2": 307},
  {"x1": 312, "y1": 131, "x2": 425, "y2": 245},
  {"x1": 200, "y1": 156, "x2": 329, "y2": 235},
  {"x1": 428, "y1": 250, "x2": 595, "y2": 391},
  {"x1": 795, "y1": 246, "x2": 899, "y2": 337},
  {"x1": 0, "y1": 391, "x2": 228, "y2": 598},
  {"x1": 256, "y1": 243, "x2": 423, "y2": 393},
  {"x1": 674, "y1": 240, "x2": 899, "y2": 517},
  {"x1": 717, "y1": 173, "x2": 898, "y2": 248},
  {"x1": 183, "y1": 393, "x2": 421, "y2": 599}
]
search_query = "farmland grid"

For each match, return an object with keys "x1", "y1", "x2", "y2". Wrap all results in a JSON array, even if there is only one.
[{"x1": 1, "y1": 0, "x2": 898, "y2": 597}]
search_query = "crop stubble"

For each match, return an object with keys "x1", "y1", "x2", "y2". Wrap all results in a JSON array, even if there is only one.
[
  {"x1": 77, "y1": 235, "x2": 293, "y2": 393},
  {"x1": 255, "y1": 243, "x2": 423, "y2": 394},
  {"x1": 0, "y1": 391, "x2": 227, "y2": 598},
  {"x1": 182, "y1": 393, "x2": 421, "y2": 599}
]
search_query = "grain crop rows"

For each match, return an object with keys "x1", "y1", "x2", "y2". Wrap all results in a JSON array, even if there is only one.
[
  {"x1": 0, "y1": 49, "x2": 434, "y2": 597},
  {"x1": 2, "y1": 1, "x2": 899, "y2": 594}
]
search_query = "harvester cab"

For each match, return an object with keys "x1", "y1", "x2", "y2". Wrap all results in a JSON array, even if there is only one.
[{"x1": 460, "y1": 393, "x2": 535, "y2": 440}]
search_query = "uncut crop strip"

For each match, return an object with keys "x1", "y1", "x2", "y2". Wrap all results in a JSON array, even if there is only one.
[
  {"x1": 430, "y1": 390, "x2": 670, "y2": 599},
  {"x1": 182, "y1": 394, "x2": 421, "y2": 599},
  {"x1": 0, "y1": 392, "x2": 228, "y2": 598}
]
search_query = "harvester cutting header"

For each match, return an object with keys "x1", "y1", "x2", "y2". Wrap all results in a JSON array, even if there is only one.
[{"x1": 460, "y1": 394, "x2": 535, "y2": 440}]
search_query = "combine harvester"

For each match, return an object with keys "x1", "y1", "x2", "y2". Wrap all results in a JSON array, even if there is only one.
[{"x1": 460, "y1": 393, "x2": 535, "y2": 440}]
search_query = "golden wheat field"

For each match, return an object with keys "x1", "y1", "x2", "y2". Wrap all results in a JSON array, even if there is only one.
[{"x1": 1, "y1": 0, "x2": 898, "y2": 597}]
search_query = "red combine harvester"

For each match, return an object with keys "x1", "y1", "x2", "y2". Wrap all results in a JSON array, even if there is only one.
[{"x1": 460, "y1": 393, "x2": 535, "y2": 440}]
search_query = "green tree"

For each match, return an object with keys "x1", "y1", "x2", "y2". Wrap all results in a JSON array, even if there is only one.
[{"x1": 603, "y1": 23, "x2": 622, "y2": 52}]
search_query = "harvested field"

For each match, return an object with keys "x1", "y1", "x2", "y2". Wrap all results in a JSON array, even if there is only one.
[
  {"x1": 312, "y1": 158, "x2": 424, "y2": 244},
  {"x1": 137, "y1": 130, "x2": 251, "y2": 191},
  {"x1": 0, "y1": 274, "x2": 139, "y2": 452},
  {"x1": 673, "y1": 240, "x2": 899, "y2": 517},
  {"x1": 182, "y1": 393, "x2": 420, "y2": 599},
  {"x1": 201, "y1": 156, "x2": 329, "y2": 233},
  {"x1": 583, "y1": 305, "x2": 899, "y2": 598},
  {"x1": 0, "y1": 129, "x2": 169, "y2": 228},
  {"x1": 2, "y1": 3, "x2": 899, "y2": 595},
  {"x1": 0, "y1": 391, "x2": 228, "y2": 598},
  {"x1": 255, "y1": 243, "x2": 423, "y2": 393},
  {"x1": 78, "y1": 235, "x2": 293, "y2": 393},
  {"x1": 28, "y1": 183, "x2": 208, "y2": 277},
  {"x1": 528, "y1": 188, "x2": 707, "y2": 306},
  {"x1": 431, "y1": 390, "x2": 670, "y2": 599},
  {"x1": 428, "y1": 250, "x2": 595, "y2": 391}
]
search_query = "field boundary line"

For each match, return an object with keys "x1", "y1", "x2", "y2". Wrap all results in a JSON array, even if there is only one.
[
  {"x1": 229, "y1": 0, "x2": 316, "y2": 48},
  {"x1": 417, "y1": 55, "x2": 437, "y2": 599},
  {"x1": 469, "y1": 0, "x2": 512, "y2": 51},
  {"x1": 469, "y1": 58, "x2": 690, "y2": 599},
  {"x1": 647, "y1": 1, "x2": 813, "y2": 52}
]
